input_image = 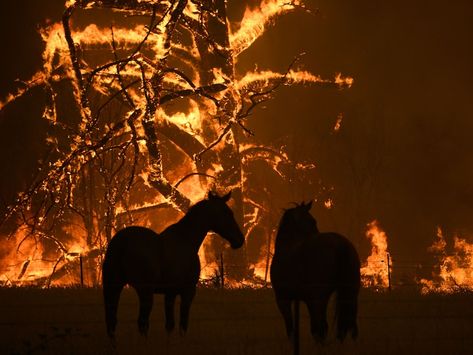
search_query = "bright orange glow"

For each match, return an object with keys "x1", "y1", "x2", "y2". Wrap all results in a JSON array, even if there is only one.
[
  {"x1": 0, "y1": 0, "x2": 352, "y2": 287},
  {"x1": 0, "y1": 226, "x2": 88, "y2": 287},
  {"x1": 420, "y1": 228, "x2": 473, "y2": 294},
  {"x1": 230, "y1": 0, "x2": 302, "y2": 56},
  {"x1": 323, "y1": 199, "x2": 333, "y2": 209},
  {"x1": 333, "y1": 113, "x2": 343, "y2": 132},
  {"x1": 360, "y1": 220, "x2": 392, "y2": 289}
]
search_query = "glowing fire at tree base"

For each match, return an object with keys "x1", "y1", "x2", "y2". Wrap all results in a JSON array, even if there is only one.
[
  {"x1": 360, "y1": 220, "x2": 392, "y2": 291},
  {"x1": 420, "y1": 228, "x2": 473, "y2": 294}
]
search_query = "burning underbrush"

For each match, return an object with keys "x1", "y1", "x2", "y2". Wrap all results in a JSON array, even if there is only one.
[
  {"x1": 420, "y1": 228, "x2": 473, "y2": 294},
  {"x1": 2, "y1": 217, "x2": 472, "y2": 293}
]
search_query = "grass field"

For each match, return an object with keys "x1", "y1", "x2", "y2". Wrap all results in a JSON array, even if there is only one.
[{"x1": 0, "y1": 287, "x2": 472, "y2": 354}]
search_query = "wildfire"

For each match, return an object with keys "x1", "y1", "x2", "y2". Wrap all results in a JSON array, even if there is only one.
[
  {"x1": 0, "y1": 226, "x2": 89, "y2": 287},
  {"x1": 0, "y1": 0, "x2": 351, "y2": 287},
  {"x1": 360, "y1": 220, "x2": 392, "y2": 290},
  {"x1": 420, "y1": 228, "x2": 473, "y2": 294}
]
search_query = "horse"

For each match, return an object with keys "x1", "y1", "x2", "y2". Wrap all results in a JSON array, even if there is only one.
[
  {"x1": 270, "y1": 201, "x2": 360, "y2": 343},
  {"x1": 102, "y1": 191, "x2": 244, "y2": 340}
]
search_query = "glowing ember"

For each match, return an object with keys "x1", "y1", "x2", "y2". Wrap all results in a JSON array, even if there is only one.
[
  {"x1": 420, "y1": 228, "x2": 473, "y2": 294},
  {"x1": 323, "y1": 199, "x2": 333, "y2": 209},
  {"x1": 360, "y1": 220, "x2": 392, "y2": 289},
  {"x1": 333, "y1": 113, "x2": 343, "y2": 132}
]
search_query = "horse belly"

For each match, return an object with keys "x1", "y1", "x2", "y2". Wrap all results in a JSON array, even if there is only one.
[
  {"x1": 105, "y1": 230, "x2": 163, "y2": 288},
  {"x1": 270, "y1": 257, "x2": 302, "y2": 299},
  {"x1": 271, "y1": 252, "x2": 336, "y2": 300},
  {"x1": 154, "y1": 255, "x2": 200, "y2": 293}
]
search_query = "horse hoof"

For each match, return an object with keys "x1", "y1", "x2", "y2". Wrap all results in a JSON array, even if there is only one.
[
  {"x1": 179, "y1": 327, "x2": 187, "y2": 337},
  {"x1": 311, "y1": 332, "x2": 327, "y2": 345},
  {"x1": 138, "y1": 324, "x2": 149, "y2": 337},
  {"x1": 108, "y1": 330, "x2": 116, "y2": 340}
]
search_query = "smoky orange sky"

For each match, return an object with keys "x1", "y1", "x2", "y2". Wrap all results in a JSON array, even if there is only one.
[{"x1": 0, "y1": 0, "x2": 472, "y2": 265}]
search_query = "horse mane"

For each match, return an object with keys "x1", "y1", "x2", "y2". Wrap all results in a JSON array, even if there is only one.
[{"x1": 178, "y1": 194, "x2": 227, "y2": 227}]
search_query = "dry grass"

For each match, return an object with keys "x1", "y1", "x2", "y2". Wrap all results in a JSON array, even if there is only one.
[{"x1": 0, "y1": 287, "x2": 472, "y2": 354}]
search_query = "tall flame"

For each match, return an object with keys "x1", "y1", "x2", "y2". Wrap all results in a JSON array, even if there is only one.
[{"x1": 360, "y1": 220, "x2": 392, "y2": 289}]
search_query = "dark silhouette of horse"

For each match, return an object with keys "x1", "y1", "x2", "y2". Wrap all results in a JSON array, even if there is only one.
[
  {"x1": 270, "y1": 201, "x2": 360, "y2": 343},
  {"x1": 102, "y1": 191, "x2": 244, "y2": 339}
]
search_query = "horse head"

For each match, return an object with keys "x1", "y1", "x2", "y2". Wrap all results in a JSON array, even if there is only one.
[
  {"x1": 205, "y1": 191, "x2": 245, "y2": 249},
  {"x1": 277, "y1": 201, "x2": 319, "y2": 243}
]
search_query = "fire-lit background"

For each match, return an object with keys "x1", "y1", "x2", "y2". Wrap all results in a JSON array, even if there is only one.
[{"x1": 0, "y1": 0, "x2": 472, "y2": 293}]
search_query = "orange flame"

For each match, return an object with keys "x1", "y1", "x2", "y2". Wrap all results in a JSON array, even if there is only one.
[
  {"x1": 230, "y1": 0, "x2": 303, "y2": 56},
  {"x1": 333, "y1": 113, "x2": 343, "y2": 132},
  {"x1": 360, "y1": 220, "x2": 392, "y2": 289},
  {"x1": 0, "y1": 225, "x2": 89, "y2": 287},
  {"x1": 420, "y1": 228, "x2": 473, "y2": 293},
  {"x1": 0, "y1": 0, "x2": 352, "y2": 287}
]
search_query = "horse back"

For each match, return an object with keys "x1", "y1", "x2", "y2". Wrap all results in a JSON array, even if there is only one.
[
  {"x1": 103, "y1": 226, "x2": 162, "y2": 286},
  {"x1": 304, "y1": 232, "x2": 360, "y2": 278},
  {"x1": 271, "y1": 232, "x2": 360, "y2": 298},
  {"x1": 103, "y1": 226, "x2": 201, "y2": 292}
]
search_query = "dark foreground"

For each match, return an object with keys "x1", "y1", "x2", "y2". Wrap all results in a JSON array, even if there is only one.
[{"x1": 0, "y1": 287, "x2": 472, "y2": 354}]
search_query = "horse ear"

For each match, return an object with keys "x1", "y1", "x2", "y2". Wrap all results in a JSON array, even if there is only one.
[
  {"x1": 304, "y1": 200, "x2": 313, "y2": 211},
  {"x1": 222, "y1": 191, "x2": 232, "y2": 202}
]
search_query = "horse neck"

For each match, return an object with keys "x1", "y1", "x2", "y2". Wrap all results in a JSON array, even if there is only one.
[
  {"x1": 174, "y1": 205, "x2": 212, "y2": 253},
  {"x1": 274, "y1": 224, "x2": 317, "y2": 255},
  {"x1": 274, "y1": 229, "x2": 303, "y2": 254}
]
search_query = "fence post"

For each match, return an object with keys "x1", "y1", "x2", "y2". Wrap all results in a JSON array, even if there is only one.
[
  {"x1": 293, "y1": 300, "x2": 300, "y2": 355},
  {"x1": 79, "y1": 254, "x2": 84, "y2": 287},
  {"x1": 264, "y1": 229, "x2": 273, "y2": 285},
  {"x1": 387, "y1": 253, "x2": 391, "y2": 291},
  {"x1": 219, "y1": 253, "x2": 225, "y2": 289}
]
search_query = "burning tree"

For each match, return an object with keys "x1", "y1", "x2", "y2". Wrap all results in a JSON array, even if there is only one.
[{"x1": 0, "y1": 0, "x2": 351, "y2": 286}]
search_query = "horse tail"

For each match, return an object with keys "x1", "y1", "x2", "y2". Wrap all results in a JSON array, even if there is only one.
[
  {"x1": 335, "y1": 283, "x2": 359, "y2": 341},
  {"x1": 335, "y1": 245, "x2": 361, "y2": 342},
  {"x1": 102, "y1": 237, "x2": 125, "y2": 339}
]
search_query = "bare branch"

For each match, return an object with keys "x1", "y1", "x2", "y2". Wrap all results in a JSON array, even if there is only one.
[{"x1": 174, "y1": 172, "x2": 216, "y2": 189}]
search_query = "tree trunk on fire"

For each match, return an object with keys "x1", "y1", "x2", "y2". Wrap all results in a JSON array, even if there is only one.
[{"x1": 194, "y1": 0, "x2": 248, "y2": 280}]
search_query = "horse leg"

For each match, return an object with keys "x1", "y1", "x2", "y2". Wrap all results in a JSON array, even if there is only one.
[
  {"x1": 306, "y1": 296, "x2": 329, "y2": 343},
  {"x1": 179, "y1": 288, "x2": 196, "y2": 336},
  {"x1": 103, "y1": 282, "x2": 124, "y2": 340},
  {"x1": 136, "y1": 287, "x2": 154, "y2": 337},
  {"x1": 164, "y1": 292, "x2": 177, "y2": 333},
  {"x1": 336, "y1": 285, "x2": 359, "y2": 341},
  {"x1": 276, "y1": 298, "x2": 294, "y2": 338}
]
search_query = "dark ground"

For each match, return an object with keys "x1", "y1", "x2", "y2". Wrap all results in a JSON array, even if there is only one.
[{"x1": 0, "y1": 287, "x2": 472, "y2": 354}]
